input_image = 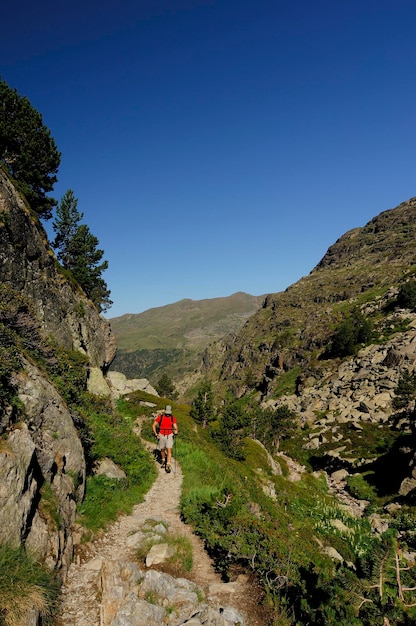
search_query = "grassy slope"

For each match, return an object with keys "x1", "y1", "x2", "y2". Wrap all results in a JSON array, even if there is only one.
[
  {"x1": 108, "y1": 292, "x2": 265, "y2": 351},
  {"x1": 123, "y1": 391, "x2": 416, "y2": 626},
  {"x1": 107, "y1": 291, "x2": 265, "y2": 386}
]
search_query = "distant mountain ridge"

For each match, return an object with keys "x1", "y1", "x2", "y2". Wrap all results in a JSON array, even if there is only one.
[{"x1": 109, "y1": 291, "x2": 265, "y2": 383}]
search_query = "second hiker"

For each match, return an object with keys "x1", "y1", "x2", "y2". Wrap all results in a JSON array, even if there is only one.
[{"x1": 152, "y1": 405, "x2": 178, "y2": 473}]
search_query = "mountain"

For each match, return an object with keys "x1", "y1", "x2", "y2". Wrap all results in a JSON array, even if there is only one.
[
  {"x1": 108, "y1": 291, "x2": 265, "y2": 385},
  {"x1": 204, "y1": 196, "x2": 416, "y2": 398},
  {"x1": 196, "y1": 196, "x2": 416, "y2": 500}
]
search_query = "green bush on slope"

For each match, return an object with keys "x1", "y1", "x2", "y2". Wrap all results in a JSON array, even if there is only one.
[
  {"x1": 176, "y1": 420, "x2": 352, "y2": 622},
  {"x1": 0, "y1": 543, "x2": 59, "y2": 626}
]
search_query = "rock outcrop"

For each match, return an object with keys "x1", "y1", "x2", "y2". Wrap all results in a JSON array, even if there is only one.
[
  {"x1": 266, "y1": 313, "x2": 416, "y2": 428},
  {"x1": 0, "y1": 169, "x2": 116, "y2": 580},
  {"x1": 106, "y1": 371, "x2": 159, "y2": 397},
  {"x1": 0, "y1": 168, "x2": 116, "y2": 370},
  {"x1": 99, "y1": 558, "x2": 245, "y2": 626},
  {"x1": 264, "y1": 312, "x2": 416, "y2": 498}
]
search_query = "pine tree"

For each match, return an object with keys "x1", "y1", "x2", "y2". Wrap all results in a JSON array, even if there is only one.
[
  {"x1": 68, "y1": 224, "x2": 112, "y2": 312},
  {"x1": 392, "y1": 369, "x2": 416, "y2": 411},
  {"x1": 156, "y1": 374, "x2": 178, "y2": 399},
  {"x1": 397, "y1": 279, "x2": 416, "y2": 311},
  {"x1": 52, "y1": 190, "x2": 83, "y2": 269},
  {"x1": 190, "y1": 382, "x2": 214, "y2": 428},
  {"x1": 0, "y1": 76, "x2": 61, "y2": 219},
  {"x1": 216, "y1": 397, "x2": 246, "y2": 459},
  {"x1": 52, "y1": 190, "x2": 112, "y2": 313}
]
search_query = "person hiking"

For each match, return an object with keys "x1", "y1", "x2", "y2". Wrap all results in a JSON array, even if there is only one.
[{"x1": 152, "y1": 405, "x2": 178, "y2": 473}]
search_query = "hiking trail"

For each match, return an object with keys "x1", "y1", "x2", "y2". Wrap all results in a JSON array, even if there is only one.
[{"x1": 56, "y1": 417, "x2": 267, "y2": 625}]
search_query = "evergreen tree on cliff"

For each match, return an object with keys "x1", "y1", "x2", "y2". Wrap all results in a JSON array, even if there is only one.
[
  {"x1": 0, "y1": 77, "x2": 61, "y2": 219},
  {"x1": 69, "y1": 224, "x2": 112, "y2": 312},
  {"x1": 53, "y1": 191, "x2": 112, "y2": 313},
  {"x1": 190, "y1": 382, "x2": 214, "y2": 428},
  {"x1": 52, "y1": 190, "x2": 84, "y2": 269}
]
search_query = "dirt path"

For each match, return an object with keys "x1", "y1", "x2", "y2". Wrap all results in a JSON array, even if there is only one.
[{"x1": 56, "y1": 422, "x2": 267, "y2": 625}]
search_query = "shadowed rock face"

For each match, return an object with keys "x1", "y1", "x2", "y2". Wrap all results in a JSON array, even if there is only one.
[
  {"x1": 0, "y1": 169, "x2": 116, "y2": 579},
  {"x1": 0, "y1": 168, "x2": 116, "y2": 369}
]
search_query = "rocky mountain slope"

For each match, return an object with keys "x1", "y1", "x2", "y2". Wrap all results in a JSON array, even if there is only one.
[
  {"x1": 3, "y1": 158, "x2": 416, "y2": 624},
  {"x1": 108, "y1": 292, "x2": 264, "y2": 385},
  {"x1": 197, "y1": 196, "x2": 416, "y2": 503},
  {"x1": 203, "y1": 197, "x2": 416, "y2": 399},
  {"x1": 0, "y1": 168, "x2": 116, "y2": 582}
]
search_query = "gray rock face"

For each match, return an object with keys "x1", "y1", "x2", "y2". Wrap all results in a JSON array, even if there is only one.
[
  {"x1": 0, "y1": 425, "x2": 37, "y2": 546},
  {"x1": 262, "y1": 314, "x2": 416, "y2": 499},
  {"x1": 0, "y1": 168, "x2": 116, "y2": 370},
  {"x1": 106, "y1": 371, "x2": 159, "y2": 397},
  {"x1": 100, "y1": 560, "x2": 246, "y2": 626},
  {"x1": 0, "y1": 170, "x2": 115, "y2": 577},
  {"x1": 0, "y1": 357, "x2": 86, "y2": 573}
]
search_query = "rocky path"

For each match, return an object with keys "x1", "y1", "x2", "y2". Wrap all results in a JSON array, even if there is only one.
[{"x1": 56, "y1": 424, "x2": 265, "y2": 625}]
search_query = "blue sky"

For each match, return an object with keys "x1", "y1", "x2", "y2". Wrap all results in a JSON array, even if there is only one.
[{"x1": 2, "y1": 1, "x2": 416, "y2": 318}]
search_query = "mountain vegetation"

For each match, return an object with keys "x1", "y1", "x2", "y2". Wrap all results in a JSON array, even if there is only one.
[
  {"x1": 0, "y1": 76, "x2": 61, "y2": 219},
  {"x1": 0, "y1": 77, "x2": 111, "y2": 313},
  {"x1": 108, "y1": 292, "x2": 264, "y2": 385}
]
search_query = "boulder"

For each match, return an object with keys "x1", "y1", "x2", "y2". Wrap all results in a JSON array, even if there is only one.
[
  {"x1": 106, "y1": 372, "x2": 158, "y2": 397},
  {"x1": 95, "y1": 458, "x2": 126, "y2": 480},
  {"x1": 145, "y1": 543, "x2": 174, "y2": 567}
]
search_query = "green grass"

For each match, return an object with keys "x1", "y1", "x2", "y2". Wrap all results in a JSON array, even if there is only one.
[
  {"x1": 77, "y1": 408, "x2": 157, "y2": 531},
  {"x1": 272, "y1": 365, "x2": 301, "y2": 397},
  {"x1": 0, "y1": 543, "x2": 59, "y2": 626},
  {"x1": 165, "y1": 534, "x2": 193, "y2": 572},
  {"x1": 136, "y1": 526, "x2": 193, "y2": 575},
  {"x1": 38, "y1": 482, "x2": 62, "y2": 531},
  {"x1": 345, "y1": 473, "x2": 378, "y2": 502}
]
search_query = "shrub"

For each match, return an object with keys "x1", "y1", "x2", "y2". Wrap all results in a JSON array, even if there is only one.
[
  {"x1": 345, "y1": 474, "x2": 377, "y2": 501},
  {"x1": 324, "y1": 310, "x2": 373, "y2": 358},
  {"x1": 396, "y1": 279, "x2": 416, "y2": 311},
  {"x1": 0, "y1": 543, "x2": 59, "y2": 625}
]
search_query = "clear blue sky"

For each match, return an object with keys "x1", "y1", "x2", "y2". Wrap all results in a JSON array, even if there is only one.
[{"x1": 2, "y1": 1, "x2": 415, "y2": 318}]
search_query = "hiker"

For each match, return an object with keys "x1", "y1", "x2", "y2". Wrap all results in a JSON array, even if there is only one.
[{"x1": 152, "y1": 405, "x2": 178, "y2": 473}]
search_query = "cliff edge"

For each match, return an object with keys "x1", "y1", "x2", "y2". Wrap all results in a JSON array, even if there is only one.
[{"x1": 0, "y1": 168, "x2": 116, "y2": 582}]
